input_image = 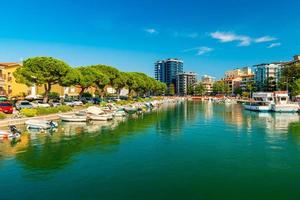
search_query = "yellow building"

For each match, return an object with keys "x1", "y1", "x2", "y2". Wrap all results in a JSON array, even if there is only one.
[
  {"x1": 0, "y1": 62, "x2": 80, "y2": 99},
  {"x1": 0, "y1": 62, "x2": 31, "y2": 97}
]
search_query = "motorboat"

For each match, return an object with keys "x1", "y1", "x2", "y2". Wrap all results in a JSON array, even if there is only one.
[
  {"x1": 271, "y1": 91, "x2": 299, "y2": 112},
  {"x1": 243, "y1": 92, "x2": 274, "y2": 112},
  {"x1": 87, "y1": 113, "x2": 113, "y2": 121},
  {"x1": 59, "y1": 114, "x2": 87, "y2": 122},
  {"x1": 124, "y1": 106, "x2": 138, "y2": 114},
  {"x1": 0, "y1": 125, "x2": 21, "y2": 140},
  {"x1": 25, "y1": 119, "x2": 58, "y2": 130},
  {"x1": 113, "y1": 109, "x2": 127, "y2": 117}
]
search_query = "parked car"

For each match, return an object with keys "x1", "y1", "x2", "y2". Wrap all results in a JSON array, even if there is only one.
[
  {"x1": 49, "y1": 99, "x2": 62, "y2": 107},
  {"x1": 63, "y1": 99, "x2": 75, "y2": 107},
  {"x1": 16, "y1": 100, "x2": 33, "y2": 110},
  {"x1": 93, "y1": 97, "x2": 102, "y2": 104},
  {"x1": 80, "y1": 97, "x2": 94, "y2": 104},
  {"x1": 0, "y1": 102, "x2": 13, "y2": 114},
  {"x1": 31, "y1": 100, "x2": 51, "y2": 108},
  {"x1": 73, "y1": 100, "x2": 83, "y2": 106}
]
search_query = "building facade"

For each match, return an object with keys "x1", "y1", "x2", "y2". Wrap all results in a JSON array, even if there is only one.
[
  {"x1": 254, "y1": 63, "x2": 282, "y2": 92},
  {"x1": 154, "y1": 61, "x2": 166, "y2": 83},
  {"x1": 154, "y1": 58, "x2": 183, "y2": 94},
  {"x1": 176, "y1": 72, "x2": 197, "y2": 96},
  {"x1": 200, "y1": 75, "x2": 215, "y2": 94},
  {"x1": 223, "y1": 67, "x2": 253, "y2": 94},
  {"x1": 0, "y1": 62, "x2": 32, "y2": 97}
]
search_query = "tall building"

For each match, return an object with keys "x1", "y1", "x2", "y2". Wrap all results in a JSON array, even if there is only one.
[
  {"x1": 154, "y1": 60, "x2": 166, "y2": 83},
  {"x1": 176, "y1": 72, "x2": 197, "y2": 96},
  {"x1": 254, "y1": 63, "x2": 283, "y2": 91},
  {"x1": 154, "y1": 58, "x2": 183, "y2": 93}
]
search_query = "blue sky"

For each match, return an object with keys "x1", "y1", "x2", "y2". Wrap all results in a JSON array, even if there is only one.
[{"x1": 1, "y1": 0, "x2": 300, "y2": 78}]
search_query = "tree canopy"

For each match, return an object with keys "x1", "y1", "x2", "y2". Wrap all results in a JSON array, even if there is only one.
[{"x1": 14, "y1": 57, "x2": 72, "y2": 102}]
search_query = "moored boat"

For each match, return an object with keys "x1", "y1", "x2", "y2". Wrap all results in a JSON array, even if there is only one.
[
  {"x1": 87, "y1": 113, "x2": 113, "y2": 121},
  {"x1": 0, "y1": 125, "x2": 21, "y2": 140},
  {"x1": 59, "y1": 114, "x2": 87, "y2": 122},
  {"x1": 25, "y1": 119, "x2": 58, "y2": 130},
  {"x1": 243, "y1": 92, "x2": 274, "y2": 112},
  {"x1": 271, "y1": 91, "x2": 299, "y2": 112}
]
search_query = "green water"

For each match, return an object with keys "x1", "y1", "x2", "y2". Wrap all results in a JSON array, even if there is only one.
[{"x1": 1, "y1": 101, "x2": 300, "y2": 200}]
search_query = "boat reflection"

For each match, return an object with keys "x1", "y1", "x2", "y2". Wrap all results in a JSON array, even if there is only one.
[{"x1": 257, "y1": 112, "x2": 300, "y2": 133}]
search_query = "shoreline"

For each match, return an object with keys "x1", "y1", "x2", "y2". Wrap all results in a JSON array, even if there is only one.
[{"x1": 0, "y1": 97, "x2": 186, "y2": 128}]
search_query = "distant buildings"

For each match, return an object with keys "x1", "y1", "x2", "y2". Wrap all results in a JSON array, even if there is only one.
[
  {"x1": 200, "y1": 75, "x2": 215, "y2": 94},
  {"x1": 155, "y1": 58, "x2": 183, "y2": 87},
  {"x1": 176, "y1": 72, "x2": 197, "y2": 96},
  {"x1": 154, "y1": 58, "x2": 185, "y2": 95},
  {"x1": 223, "y1": 67, "x2": 254, "y2": 94},
  {"x1": 254, "y1": 63, "x2": 282, "y2": 91}
]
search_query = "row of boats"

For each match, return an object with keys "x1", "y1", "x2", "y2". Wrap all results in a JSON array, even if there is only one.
[
  {"x1": 243, "y1": 91, "x2": 300, "y2": 112},
  {"x1": 0, "y1": 99, "x2": 181, "y2": 140}
]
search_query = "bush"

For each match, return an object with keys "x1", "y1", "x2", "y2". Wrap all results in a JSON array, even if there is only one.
[
  {"x1": 0, "y1": 112, "x2": 7, "y2": 119},
  {"x1": 36, "y1": 106, "x2": 73, "y2": 115},
  {"x1": 84, "y1": 102, "x2": 94, "y2": 108},
  {"x1": 36, "y1": 107, "x2": 59, "y2": 115},
  {"x1": 81, "y1": 92, "x2": 93, "y2": 98},
  {"x1": 57, "y1": 105, "x2": 73, "y2": 112},
  {"x1": 47, "y1": 92, "x2": 60, "y2": 100},
  {"x1": 21, "y1": 109, "x2": 37, "y2": 117},
  {"x1": 100, "y1": 102, "x2": 108, "y2": 107}
]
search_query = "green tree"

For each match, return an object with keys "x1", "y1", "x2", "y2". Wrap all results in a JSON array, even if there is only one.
[
  {"x1": 169, "y1": 83, "x2": 175, "y2": 96},
  {"x1": 291, "y1": 79, "x2": 300, "y2": 97},
  {"x1": 14, "y1": 57, "x2": 72, "y2": 102},
  {"x1": 234, "y1": 87, "x2": 243, "y2": 96},
  {"x1": 113, "y1": 72, "x2": 128, "y2": 98},
  {"x1": 213, "y1": 81, "x2": 228, "y2": 95},
  {"x1": 194, "y1": 83, "x2": 206, "y2": 96}
]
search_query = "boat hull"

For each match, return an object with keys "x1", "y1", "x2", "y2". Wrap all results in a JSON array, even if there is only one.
[
  {"x1": 271, "y1": 105, "x2": 299, "y2": 113},
  {"x1": 59, "y1": 115, "x2": 87, "y2": 122}
]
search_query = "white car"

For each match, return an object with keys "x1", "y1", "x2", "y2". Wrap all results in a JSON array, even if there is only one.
[
  {"x1": 73, "y1": 100, "x2": 83, "y2": 106},
  {"x1": 31, "y1": 100, "x2": 51, "y2": 108}
]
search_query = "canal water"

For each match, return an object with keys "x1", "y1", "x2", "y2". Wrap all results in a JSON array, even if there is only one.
[{"x1": 1, "y1": 101, "x2": 300, "y2": 200}]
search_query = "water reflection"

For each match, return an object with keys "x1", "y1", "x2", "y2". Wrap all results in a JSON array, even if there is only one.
[{"x1": 0, "y1": 102, "x2": 300, "y2": 174}]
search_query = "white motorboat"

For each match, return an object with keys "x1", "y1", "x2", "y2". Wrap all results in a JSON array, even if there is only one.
[
  {"x1": 271, "y1": 91, "x2": 299, "y2": 112},
  {"x1": 87, "y1": 113, "x2": 113, "y2": 121},
  {"x1": 113, "y1": 109, "x2": 127, "y2": 117},
  {"x1": 0, "y1": 125, "x2": 21, "y2": 140},
  {"x1": 59, "y1": 114, "x2": 87, "y2": 122},
  {"x1": 243, "y1": 92, "x2": 274, "y2": 112},
  {"x1": 25, "y1": 119, "x2": 58, "y2": 129}
]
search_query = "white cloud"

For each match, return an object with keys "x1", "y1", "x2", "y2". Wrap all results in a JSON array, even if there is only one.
[
  {"x1": 183, "y1": 46, "x2": 213, "y2": 55},
  {"x1": 267, "y1": 43, "x2": 281, "y2": 48},
  {"x1": 254, "y1": 36, "x2": 277, "y2": 43},
  {"x1": 210, "y1": 31, "x2": 278, "y2": 46},
  {"x1": 144, "y1": 28, "x2": 158, "y2": 34},
  {"x1": 197, "y1": 47, "x2": 214, "y2": 55},
  {"x1": 210, "y1": 31, "x2": 251, "y2": 46}
]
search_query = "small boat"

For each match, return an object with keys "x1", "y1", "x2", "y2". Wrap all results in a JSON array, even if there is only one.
[
  {"x1": 59, "y1": 114, "x2": 87, "y2": 122},
  {"x1": 87, "y1": 113, "x2": 113, "y2": 121},
  {"x1": 272, "y1": 91, "x2": 299, "y2": 112},
  {"x1": 113, "y1": 110, "x2": 127, "y2": 117},
  {"x1": 124, "y1": 106, "x2": 137, "y2": 114},
  {"x1": 0, "y1": 125, "x2": 21, "y2": 140},
  {"x1": 243, "y1": 92, "x2": 274, "y2": 112},
  {"x1": 25, "y1": 119, "x2": 58, "y2": 130}
]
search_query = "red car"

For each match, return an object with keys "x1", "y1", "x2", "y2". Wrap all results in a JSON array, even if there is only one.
[{"x1": 0, "y1": 102, "x2": 13, "y2": 114}]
